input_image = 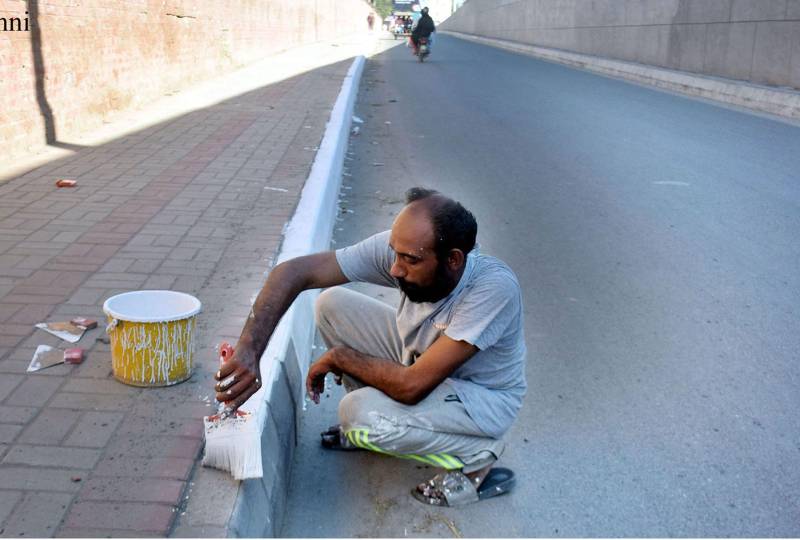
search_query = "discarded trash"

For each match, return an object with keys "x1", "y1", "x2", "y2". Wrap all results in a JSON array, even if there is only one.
[
  {"x1": 28, "y1": 345, "x2": 65, "y2": 372},
  {"x1": 55, "y1": 179, "x2": 77, "y2": 188},
  {"x1": 384, "y1": 121, "x2": 392, "y2": 125},
  {"x1": 70, "y1": 317, "x2": 97, "y2": 330},
  {"x1": 263, "y1": 186, "x2": 289, "y2": 192},
  {"x1": 96, "y1": 335, "x2": 110, "y2": 345},
  {"x1": 352, "y1": 115, "x2": 364, "y2": 124},
  {"x1": 64, "y1": 348, "x2": 85, "y2": 365},
  {"x1": 351, "y1": 126, "x2": 361, "y2": 136},
  {"x1": 71, "y1": 476, "x2": 82, "y2": 482},
  {"x1": 35, "y1": 321, "x2": 85, "y2": 343},
  {"x1": 28, "y1": 345, "x2": 85, "y2": 372},
  {"x1": 389, "y1": 99, "x2": 398, "y2": 103},
  {"x1": 372, "y1": 163, "x2": 385, "y2": 167}
]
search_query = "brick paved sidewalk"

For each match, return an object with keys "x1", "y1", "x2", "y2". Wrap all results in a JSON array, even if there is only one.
[{"x1": 0, "y1": 38, "x2": 369, "y2": 537}]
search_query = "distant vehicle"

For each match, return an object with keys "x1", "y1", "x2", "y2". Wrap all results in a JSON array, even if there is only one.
[
  {"x1": 416, "y1": 36, "x2": 430, "y2": 62},
  {"x1": 391, "y1": 12, "x2": 414, "y2": 39}
]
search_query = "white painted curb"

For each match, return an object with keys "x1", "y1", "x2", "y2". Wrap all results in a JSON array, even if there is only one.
[
  {"x1": 443, "y1": 31, "x2": 800, "y2": 121},
  {"x1": 228, "y1": 55, "x2": 365, "y2": 537},
  {"x1": 257, "y1": 53, "x2": 364, "y2": 417}
]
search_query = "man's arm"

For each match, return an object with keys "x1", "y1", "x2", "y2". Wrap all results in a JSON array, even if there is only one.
[
  {"x1": 306, "y1": 335, "x2": 478, "y2": 405},
  {"x1": 215, "y1": 252, "x2": 349, "y2": 410}
]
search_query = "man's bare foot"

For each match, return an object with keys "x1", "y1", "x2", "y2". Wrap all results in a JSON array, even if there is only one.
[{"x1": 464, "y1": 463, "x2": 494, "y2": 489}]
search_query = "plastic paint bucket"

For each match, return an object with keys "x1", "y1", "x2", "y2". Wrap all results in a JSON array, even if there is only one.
[{"x1": 103, "y1": 290, "x2": 201, "y2": 387}]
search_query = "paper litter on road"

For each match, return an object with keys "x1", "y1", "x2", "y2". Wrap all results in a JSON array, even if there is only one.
[
  {"x1": 352, "y1": 115, "x2": 364, "y2": 124},
  {"x1": 263, "y1": 186, "x2": 289, "y2": 192},
  {"x1": 35, "y1": 321, "x2": 85, "y2": 343}
]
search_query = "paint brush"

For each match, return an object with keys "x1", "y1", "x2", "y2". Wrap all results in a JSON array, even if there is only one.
[{"x1": 202, "y1": 342, "x2": 263, "y2": 480}]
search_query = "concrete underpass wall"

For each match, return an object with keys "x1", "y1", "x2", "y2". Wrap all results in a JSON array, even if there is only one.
[
  {"x1": 442, "y1": 0, "x2": 800, "y2": 90},
  {"x1": 0, "y1": 0, "x2": 376, "y2": 160}
]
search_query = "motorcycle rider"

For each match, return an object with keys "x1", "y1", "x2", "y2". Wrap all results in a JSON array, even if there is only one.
[{"x1": 411, "y1": 7, "x2": 435, "y2": 55}]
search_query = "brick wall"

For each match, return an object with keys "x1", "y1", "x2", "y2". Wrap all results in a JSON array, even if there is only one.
[{"x1": 0, "y1": 0, "x2": 376, "y2": 160}]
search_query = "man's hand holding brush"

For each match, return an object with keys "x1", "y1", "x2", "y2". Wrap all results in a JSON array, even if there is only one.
[{"x1": 214, "y1": 344, "x2": 262, "y2": 414}]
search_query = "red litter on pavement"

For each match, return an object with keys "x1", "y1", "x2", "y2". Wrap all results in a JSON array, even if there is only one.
[
  {"x1": 70, "y1": 317, "x2": 97, "y2": 330},
  {"x1": 64, "y1": 348, "x2": 84, "y2": 365},
  {"x1": 55, "y1": 179, "x2": 77, "y2": 187}
]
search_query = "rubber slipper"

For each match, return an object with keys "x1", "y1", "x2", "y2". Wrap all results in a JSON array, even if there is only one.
[
  {"x1": 411, "y1": 468, "x2": 515, "y2": 507},
  {"x1": 320, "y1": 425, "x2": 340, "y2": 438},
  {"x1": 476, "y1": 467, "x2": 516, "y2": 500},
  {"x1": 319, "y1": 424, "x2": 359, "y2": 451}
]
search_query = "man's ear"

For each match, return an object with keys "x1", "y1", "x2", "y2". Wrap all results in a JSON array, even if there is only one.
[{"x1": 447, "y1": 249, "x2": 465, "y2": 271}]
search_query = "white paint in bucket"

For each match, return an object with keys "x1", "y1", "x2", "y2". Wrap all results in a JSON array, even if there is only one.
[{"x1": 103, "y1": 290, "x2": 201, "y2": 323}]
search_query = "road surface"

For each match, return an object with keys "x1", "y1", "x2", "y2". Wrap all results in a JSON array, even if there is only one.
[{"x1": 281, "y1": 34, "x2": 800, "y2": 537}]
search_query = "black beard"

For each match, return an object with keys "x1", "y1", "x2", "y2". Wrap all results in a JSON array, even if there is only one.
[{"x1": 397, "y1": 261, "x2": 455, "y2": 303}]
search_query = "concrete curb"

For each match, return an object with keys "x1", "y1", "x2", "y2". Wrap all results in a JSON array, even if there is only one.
[
  {"x1": 226, "y1": 54, "x2": 365, "y2": 537},
  {"x1": 442, "y1": 31, "x2": 800, "y2": 121}
]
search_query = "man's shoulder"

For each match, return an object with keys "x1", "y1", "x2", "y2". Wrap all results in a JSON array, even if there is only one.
[{"x1": 468, "y1": 255, "x2": 521, "y2": 295}]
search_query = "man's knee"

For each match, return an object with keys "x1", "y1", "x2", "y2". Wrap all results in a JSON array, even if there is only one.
[
  {"x1": 314, "y1": 287, "x2": 346, "y2": 328},
  {"x1": 338, "y1": 387, "x2": 394, "y2": 431}
]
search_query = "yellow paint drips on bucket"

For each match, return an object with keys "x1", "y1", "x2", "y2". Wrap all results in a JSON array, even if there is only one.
[{"x1": 103, "y1": 290, "x2": 202, "y2": 387}]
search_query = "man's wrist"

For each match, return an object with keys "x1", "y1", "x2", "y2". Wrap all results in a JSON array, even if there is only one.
[
  {"x1": 234, "y1": 338, "x2": 260, "y2": 366},
  {"x1": 330, "y1": 346, "x2": 361, "y2": 372}
]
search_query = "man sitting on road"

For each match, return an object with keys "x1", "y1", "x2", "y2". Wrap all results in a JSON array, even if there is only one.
[
  {"x1": 215, "y1": 187, "x2": 526, "y2": 507},
  {"x1": 411, "y1": 7, "x2": 436, "y2": 55}
]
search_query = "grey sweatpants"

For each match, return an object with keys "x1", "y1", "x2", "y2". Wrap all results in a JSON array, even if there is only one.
[{"x1": 314, "y1": 287, "x2": 504, "y2": 473}]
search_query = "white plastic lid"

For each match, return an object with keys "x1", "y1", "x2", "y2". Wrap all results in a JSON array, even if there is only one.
[{"x1": 103, "y1": 290, "x2": 202, "y2": 323}]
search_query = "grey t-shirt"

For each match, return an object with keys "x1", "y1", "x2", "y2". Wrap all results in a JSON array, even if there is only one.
[{"x1": 335, "y1": 230, "x2": 527, "y2": 439}]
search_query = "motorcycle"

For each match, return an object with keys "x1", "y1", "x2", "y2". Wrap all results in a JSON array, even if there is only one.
[{"x1": 416, "y1": 36, "x2": 430, "y2": 62}]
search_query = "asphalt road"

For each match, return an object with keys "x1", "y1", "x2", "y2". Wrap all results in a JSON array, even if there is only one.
[{"x1": 281, "y1": 34, "x2": 800, "y2": 537}]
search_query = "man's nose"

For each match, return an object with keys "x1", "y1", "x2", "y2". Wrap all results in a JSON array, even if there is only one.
[{"x1": 390, "y1": 260, "x2": 405, "y2": 278}]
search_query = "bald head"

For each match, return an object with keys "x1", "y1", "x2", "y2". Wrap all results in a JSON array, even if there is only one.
[
  {"x1": 388, "y1": 188, "x2": 476, "y2": 302},
  {"x1": 400, "y1": 187, "x2": 477, "y2": 262}
]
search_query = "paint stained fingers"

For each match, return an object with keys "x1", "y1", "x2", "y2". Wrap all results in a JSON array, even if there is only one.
[
  {"x1": 215, "y1": 372, "x2": 260, "y2": 410},
  {"x1": 305, "y1": 373, "x2": 325, "y2": 404},
  {"x1": 215, "y1": 372, "x2": 237, "y2": 393},
  {"x1": 214, "y1": 360, "x2": 237, "y2": 383}
]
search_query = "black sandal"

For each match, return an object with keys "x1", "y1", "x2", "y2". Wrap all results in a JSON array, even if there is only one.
[{"x1": 320, "y1": 424, "x2": 359, "y2": 451}]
